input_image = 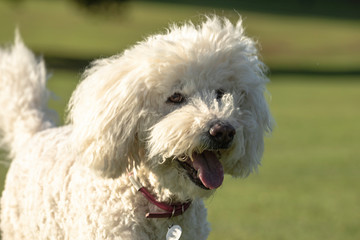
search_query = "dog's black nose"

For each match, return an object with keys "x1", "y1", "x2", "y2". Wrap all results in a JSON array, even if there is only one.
[{"x1": 209, "y1": 121, "x2": 236, "y2": 146}]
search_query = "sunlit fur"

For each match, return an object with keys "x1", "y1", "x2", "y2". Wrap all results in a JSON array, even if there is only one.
[{"x1": 0, "y1": 16, "x2": 272, "y2": 239}]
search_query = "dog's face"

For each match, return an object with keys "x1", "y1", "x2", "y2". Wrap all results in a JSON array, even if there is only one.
[{"x1": 69, "y1": 17, "x2": 272, "y2": 199}]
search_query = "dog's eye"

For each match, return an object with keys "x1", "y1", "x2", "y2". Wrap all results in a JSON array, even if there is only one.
[
  {"x1": 167, "y1": 92, "x2": 185, "y2": 104},
  {"x1": 216, "y1": 89, "x2": 225, "y2": 100}
]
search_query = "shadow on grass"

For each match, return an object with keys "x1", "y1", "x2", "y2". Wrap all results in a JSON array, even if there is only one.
[
  {"x1": 140, "y1": 0, "x2": 360, "y2": 20},
  {"x1": 44, "y1": 55, "x2": 360, "y2": 79},
  {"x1": 268, "y1": 68, "x2": 360, "y2": 77}
]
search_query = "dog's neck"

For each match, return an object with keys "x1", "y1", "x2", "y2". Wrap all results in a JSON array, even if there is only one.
[
  {"x1": 130, "y1": 167, "x2": 189, "y2": 204},
  {"x1": 128, "y1": 172, "x2": 191, "y2": 218}
]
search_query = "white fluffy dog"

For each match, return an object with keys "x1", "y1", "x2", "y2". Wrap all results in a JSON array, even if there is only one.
[{"x1": 0, "y1": 16, "x2": 272, "y2": 239}]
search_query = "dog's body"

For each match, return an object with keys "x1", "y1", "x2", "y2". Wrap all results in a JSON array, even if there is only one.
[
  {"x1": 0, "y1": 17, "x2": 272, "y2": 239},
  {"x1": 1, "y1": 125, "x2": 209, "y2": 239}
]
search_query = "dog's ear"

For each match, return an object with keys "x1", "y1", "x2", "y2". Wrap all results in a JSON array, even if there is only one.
[
  {"x1": 223, "y1": 80, "x2": 273, "y2": 178},
  {"x1": 67, "y1": 57, "x2": 146, "y2": 177}
]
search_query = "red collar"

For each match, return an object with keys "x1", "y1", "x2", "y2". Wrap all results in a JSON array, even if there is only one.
[{"x1": 129, "y1": 174, "x2": 192, "y2": 218}]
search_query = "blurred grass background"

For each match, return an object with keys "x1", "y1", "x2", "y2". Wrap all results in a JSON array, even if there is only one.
[{"x1": 0, "y1": 0, "x2": 359, "y2": 239}]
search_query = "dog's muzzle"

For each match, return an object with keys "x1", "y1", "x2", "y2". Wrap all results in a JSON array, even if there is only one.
[{"x1": 178, "y1": 121, "x2": 236, "y2": 190}]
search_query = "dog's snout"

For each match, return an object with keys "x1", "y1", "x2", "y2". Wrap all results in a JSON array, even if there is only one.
[{"x1": 209, "y1": 121, "x2": 235, "y2": 146}]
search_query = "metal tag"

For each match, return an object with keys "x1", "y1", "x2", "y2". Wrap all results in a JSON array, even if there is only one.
[{"x1": 166, "y1": 224, "x2": 182, "y2": 240}]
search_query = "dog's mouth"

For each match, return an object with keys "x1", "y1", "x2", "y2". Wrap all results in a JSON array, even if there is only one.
[{"x1": 177, "y1": 150, "x2": 224, "y2": 190}]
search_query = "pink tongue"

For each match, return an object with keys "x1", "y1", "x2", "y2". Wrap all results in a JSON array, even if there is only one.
[{"x1": 192, "y1": 151, "x2": 224, "y2": 189}]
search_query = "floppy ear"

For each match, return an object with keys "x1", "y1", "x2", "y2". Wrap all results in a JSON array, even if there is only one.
[
  {"x1": 221, "y1": 52, "x2": 273, "y2": 178},
  {"x1": 221, "y1": 74, "x2": 273, "y2": 177},
  {"x1": 68, "y1": 56, "x2": 146, "y2": 177},
  {"x1": 230, "y1": 87, "x2": 273, "y2": 177}
]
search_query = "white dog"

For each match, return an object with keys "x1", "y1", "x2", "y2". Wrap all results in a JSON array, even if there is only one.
[{"x1": 0, "y1": 16, "x2": 272, "y2": 239}]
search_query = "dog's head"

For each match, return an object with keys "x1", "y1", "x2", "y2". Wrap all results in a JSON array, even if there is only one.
[{"x1": 68, "y1": 16, "x2": 272, "y2": 199}]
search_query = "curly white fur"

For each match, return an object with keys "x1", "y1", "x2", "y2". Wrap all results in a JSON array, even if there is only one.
[
  {"x1": 0, "y1": 32, "x2": 56, "y2": 156},
  {"x1": 0, "y1": 16, "x2": 272, "y2": 239}
]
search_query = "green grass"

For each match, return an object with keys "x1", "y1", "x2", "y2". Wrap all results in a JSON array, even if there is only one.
[
  {"x1": 0, "y1": 0, "x2": 359, "y2": 239},
  {"x1": 47, "y1": 70, "x2": 81, "y2": 123}
]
